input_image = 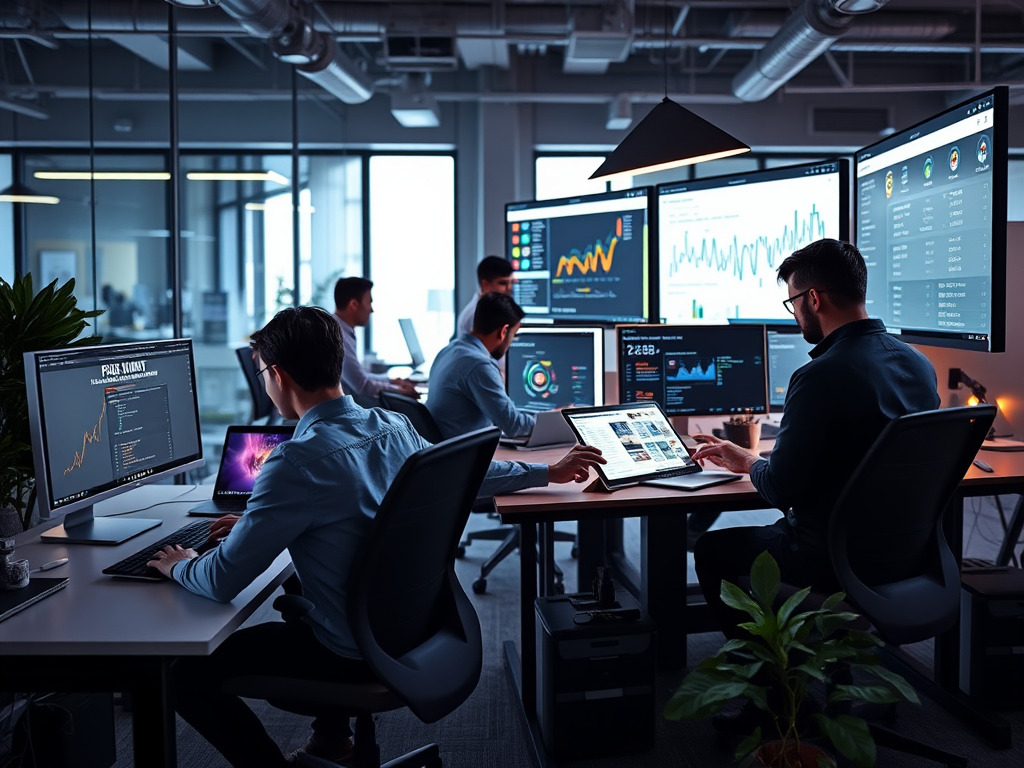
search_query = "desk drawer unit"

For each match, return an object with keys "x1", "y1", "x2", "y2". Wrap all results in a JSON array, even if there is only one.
[{"x1": 960, "y1": 567, "x2": 1024, "y2": 709}]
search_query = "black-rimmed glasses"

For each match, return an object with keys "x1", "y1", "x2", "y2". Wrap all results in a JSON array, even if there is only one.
[{"x1": 782, "y1": 288, "x2": 813, "y2": 315}]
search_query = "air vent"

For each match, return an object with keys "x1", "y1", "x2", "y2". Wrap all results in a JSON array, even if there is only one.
[
  {"x1": 811, "y1": 106, "x2": 892, "y2": 134},
  {"x1": 385, "y1": 35, "x2": 458, "y2": 71}
]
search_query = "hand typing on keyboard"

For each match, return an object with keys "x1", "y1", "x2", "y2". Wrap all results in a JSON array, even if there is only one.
[
  {"x1": 209, "y1": 513, "x2": 240, "y2": 541},
  {"x1": 148, "y1": 544, "x2": 198, "y2": 578}
]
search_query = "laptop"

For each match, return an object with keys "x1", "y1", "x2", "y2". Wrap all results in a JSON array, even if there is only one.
[
  {"x1": 561, "y1": 401, "x2": 742, "y2": 491},
  {"x1": 499, "y1": 409, "x2": 577, "y2": 450},
  {"x1": 188, "y1": 425, "x2": 295, "y2": 516},
  {"x1": 398, "y1": 318, "x2": 427, "y2": 382}
]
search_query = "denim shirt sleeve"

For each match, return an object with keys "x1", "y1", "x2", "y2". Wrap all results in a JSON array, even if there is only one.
[
  {"x1": 480, "y1": 459, "x2": 548, "y2": 496},
  {"x1": 469, "y1": 359, "x2": 536, "y2": 438}
]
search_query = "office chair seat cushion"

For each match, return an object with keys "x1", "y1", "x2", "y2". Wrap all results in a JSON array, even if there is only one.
[{"x1": 225, "y1": 675, "x2": 403, "y2": 714}]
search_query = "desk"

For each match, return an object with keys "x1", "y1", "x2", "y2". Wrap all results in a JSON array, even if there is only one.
[
  {"x1": 495, "y1": 445, "x2": 1024, "y2": 764},
  {"x1": 0, "y1": 484, "x2": 292, "y2": 768}
]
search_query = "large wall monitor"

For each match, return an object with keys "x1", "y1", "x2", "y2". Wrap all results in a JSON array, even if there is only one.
[
  {"x1": 505, "y1": 326, "x2": 604, "y2": 410},
  {"x1": 505, "y1": 187, "x2": 652, "y2": 324},
  {"x1": 765, "y1": 324, "x2": 815, "y2": 412},
  {"x1": 855, "y1": 86, "x2": 1007, "y2": 352},
  {"x1": 618, "y1": 324, "x2": 768, "y2": 417},
  {"x1": 24, "y1": 338, "x2": 204, "y2": 544},
  {"x1": 657, "y1": 159, "x2": 849, "y2": 324}
]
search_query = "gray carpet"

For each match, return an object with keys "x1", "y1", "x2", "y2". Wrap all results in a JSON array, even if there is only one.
[{"x1": 109, "y1": 497, "x2": 1024, "y2": 767}]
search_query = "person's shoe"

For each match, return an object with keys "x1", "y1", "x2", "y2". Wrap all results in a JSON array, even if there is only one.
[{"x1": 285, "y1": 735, "x2": 353, "y2": 766}]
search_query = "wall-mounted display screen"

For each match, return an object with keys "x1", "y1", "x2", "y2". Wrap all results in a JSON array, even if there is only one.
[
  {"x1": 618, "y1": 324, "x2": 768, "y2": 417},
  {"x1": 657, "y1": 159, "x2": 849, "y2": 324},
  {"x1": 505, "y1": 187, "x2": 651, "y2": 324},
  {"x1": 855, "y1": 86, "x2": 1007, "y2": 352}
]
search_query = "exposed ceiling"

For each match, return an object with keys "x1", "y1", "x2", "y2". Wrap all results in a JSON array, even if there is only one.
[{"x1": 3, "y1": 0, "x2": 1024, "y2": 125}]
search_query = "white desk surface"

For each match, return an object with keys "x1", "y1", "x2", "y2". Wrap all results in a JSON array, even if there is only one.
[{"x1": 0, "y1": 484, "x2": 291, "y2": 657}]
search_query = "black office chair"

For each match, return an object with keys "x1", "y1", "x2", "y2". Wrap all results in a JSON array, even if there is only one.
[
  {"x1": 235, "y1": 346, "x2": 280, "y2": 424},
  {"x1": 226, "y1": 426, "x2": 500, "y2": 768},
  {"x1": 823, "y1": 404, "x2": 996, "y2": 766},
  {"x1": 377, "y1": 391, "x2": 576, "y2": 594}
]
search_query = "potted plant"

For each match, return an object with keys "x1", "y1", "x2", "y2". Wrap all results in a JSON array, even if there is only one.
[
  {"x1": 0, "y1": 274, "x2": 103, "y2": 531},
  {"x1": 664, "y1": 551, "x2": 920, "y2": 768}
]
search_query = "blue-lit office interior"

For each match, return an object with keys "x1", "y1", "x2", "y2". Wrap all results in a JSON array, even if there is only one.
[{"x1": 3, "y1": 1, "x2": 1024, "y2": 766}]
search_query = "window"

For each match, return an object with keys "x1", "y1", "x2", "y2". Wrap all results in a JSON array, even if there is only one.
[{"x1": 535, "y1": 156, "x2": 607, "y2": 200}]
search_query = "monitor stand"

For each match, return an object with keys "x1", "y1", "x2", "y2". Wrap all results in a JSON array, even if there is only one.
[{"x1": 40, "y1": 506, "x2": 162, "y2": 545}]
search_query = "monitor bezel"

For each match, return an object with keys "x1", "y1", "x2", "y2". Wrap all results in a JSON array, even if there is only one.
[
  {"x1": 853, "y1": 86, "x2": 1007, "y2": 353},
  {"x1": 504, "y1": 186, "x2": 655, "y2": 325},
  {"x1": 504, "y1": 325, "x2": 606, "y2": 409}
]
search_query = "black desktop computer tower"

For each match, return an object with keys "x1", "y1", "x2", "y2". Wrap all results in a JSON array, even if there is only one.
[
  {"x1": 535, "y1": 590, "x2": 656, "y2": 759},
  {"x1": 960, "y1": 567, "x2": 1024, "y2": 709}
]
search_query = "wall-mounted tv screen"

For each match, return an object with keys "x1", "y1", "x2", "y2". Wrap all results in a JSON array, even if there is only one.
[
  {"x1": 618, "y1": 324, "x2": 768, "y2": 417},
  {"x1": 855, "y1": 86, "x2": 1007, "y2": 352},
  {"x1": 657, "y1": 159, "x2": 849, "y2": 324},
  {"x1": 505, "y1": 187, "x2": 651, "y2": 324}
]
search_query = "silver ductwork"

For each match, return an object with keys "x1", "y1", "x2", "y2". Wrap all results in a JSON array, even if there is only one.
[{"x1": 732, "y1": 0, "x2": 891, "y2": 102}]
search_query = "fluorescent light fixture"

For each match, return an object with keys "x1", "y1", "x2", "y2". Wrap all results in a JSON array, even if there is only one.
[
  {"x1": 390, "y1": 90, "x2": 441, "y2": 128},
  {"x1": 34, "y1": 171, "x2": 171, "y2": 181},
  {"x1": 590, "y1": 97, "x2": 750, "y2": 182},
  {"x1": 186, "y1": 171, "x2": 289, "y2": 185},
  {"x1": 0, "y1": 181, "x2": 59, "y2": 205}
]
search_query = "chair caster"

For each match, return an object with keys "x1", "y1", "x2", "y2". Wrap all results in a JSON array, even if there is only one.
[
  {"x1": 472, "y1": 578, "x2": 487, "y2": 594},
  {"x1": 571, "y1": 545, "x2": 578, "y2": 558},
  {"x1": 456, "y1": 544, "x2": 466, "y2": 558}
]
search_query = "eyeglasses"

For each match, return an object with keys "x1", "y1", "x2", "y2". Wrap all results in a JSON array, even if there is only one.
[
  {"x1": 782, "y1": 288, "x2": 814, "y2": 315},
  {"x1": 255, "y1": 363, "x2": 273, "y2": 379}
]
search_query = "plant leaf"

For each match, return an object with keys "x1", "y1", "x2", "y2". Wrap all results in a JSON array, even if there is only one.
[
  {"x1": 750, "y1": 550, "x2": 780, "y2": 610},
  {"x1": 721, "y1": 579, "x2": 764, "y2": 619},
  {"x1": 812, "y1": 713, "x2": 876, "y2": 768}
]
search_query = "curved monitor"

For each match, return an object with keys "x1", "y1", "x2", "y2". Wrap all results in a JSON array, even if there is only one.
[
  {"x1": 618, "y1": 324, "x2": 767, "y2": 417},
  {"x1": 505, "y1": 187, "x2": 652, "y2": 324},
  {"x1": 24, "y1": 338, "x2": 204, "y2": 544},
  {"x1": 855, "y1": 86, "x2": 1007, "y2": 352},
  {"x1": 505, "y1": 326, "x2": 604, "y2": 410},
  {"x1": 657, "y1": 159, "x2": 849, "y2": 324}
]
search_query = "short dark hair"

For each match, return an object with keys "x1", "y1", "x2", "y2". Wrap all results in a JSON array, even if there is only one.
[
  {"x1": 473, "y1": 291, "x2": 525, "y2": 335},
  {"x1": 250, "y1": 306, "x2": 343, "y2": 392},
  {"x1": 334, "y1": 277, "x2": 373, "y2": 309},
  {"x1": 776, "y1": 238, "x2": 867, "y2": 308},
  {"x1": 477, "y1": 255, "x2": 513, "y2": 285}
]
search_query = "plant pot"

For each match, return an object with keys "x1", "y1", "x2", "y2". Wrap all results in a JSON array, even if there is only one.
[
  {"x1": 754, "y1": 742, "x2": 835, "y2": 768},
  {"x1": 0, "y1": 507, "x2": 21, "y2": 538},
  {"x1": 724, "y1": 421, "x2": 762, "y2": 449}
]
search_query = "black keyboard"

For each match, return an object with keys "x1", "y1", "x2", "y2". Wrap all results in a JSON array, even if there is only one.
[{"x1": 102, "y1": 520, "x2": 212, "y2": 581}]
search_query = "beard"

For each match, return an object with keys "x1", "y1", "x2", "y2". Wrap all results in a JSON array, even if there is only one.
[{"x1": 799, "y1": 312, "x2": 824, "y2": 344}]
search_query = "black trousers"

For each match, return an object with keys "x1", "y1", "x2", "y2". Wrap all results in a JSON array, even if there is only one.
[
  {"x1": 693, "y1": 519, "x2": 839, "y2": 635},
  {"x1": 172, "y1": 620, "x2": 375, "y2": 768}
]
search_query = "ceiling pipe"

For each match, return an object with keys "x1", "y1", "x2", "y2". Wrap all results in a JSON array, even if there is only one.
[{"x1": 732, "y1": 0, "x2": 891, "y2": 103}]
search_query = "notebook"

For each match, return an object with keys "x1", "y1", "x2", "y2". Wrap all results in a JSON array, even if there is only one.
[
  {"x1": 188, "y1": 425, "x2": 295, "y2": 516},
  {"x1": 561, "y1": 402, "x2": 742, "y2": 491},
  {"x1": 499, "y1": 409, "x2": 577, "y2": 450},
  {"x1": 0, "y1": 576, "x2": 69, "y2": 624}
]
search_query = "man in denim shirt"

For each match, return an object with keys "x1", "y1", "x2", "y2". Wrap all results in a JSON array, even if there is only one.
[
  {"x1": 148, "y1": 306, "x2": 603, "y2": 768},
  {"x1": 688, "y1": 239, "x2": 939, "y2": 631}
]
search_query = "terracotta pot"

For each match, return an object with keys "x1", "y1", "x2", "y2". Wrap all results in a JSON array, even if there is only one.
[
  {"x1": 724, "y1": 420, "x2": 762, "y2": 449},
  {"x1": 754, "y1": 741, "x2": 834, "y2": 768}
]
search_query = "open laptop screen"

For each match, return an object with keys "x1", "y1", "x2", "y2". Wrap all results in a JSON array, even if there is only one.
[
  {"x1": 213, "y1": 426, "x2": 295, "y2": 497},
  {"x1": 505, "y1": 326, "x2": 604, "y2": 412}
]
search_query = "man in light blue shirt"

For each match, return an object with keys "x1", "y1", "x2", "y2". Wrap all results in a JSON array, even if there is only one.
[
  {"x1": 148, "y1": 306, "x2": 602, "y2": 768},
  {"x1": 428, "y1": 292, "x2": 536, "y2": 439},
  {"x1": 455, "y1": 255, "x2": 515, "y2": 338}
]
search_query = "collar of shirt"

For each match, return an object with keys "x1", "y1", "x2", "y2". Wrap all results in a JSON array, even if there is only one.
[
  {"x1": 294, "y1": 394, "x2": 359, "y2": 436},
  {"x1": 809, "y1": 318, "x2": 886, "y2": 360}
]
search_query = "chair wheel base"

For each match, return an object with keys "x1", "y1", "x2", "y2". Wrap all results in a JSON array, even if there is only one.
[{"x1": 472, "y1": 578, "x2": 487, "y2": 594}]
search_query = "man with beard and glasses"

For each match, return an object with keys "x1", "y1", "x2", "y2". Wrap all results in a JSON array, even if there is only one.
[
  {"x1": 427, "y1": 291, "x2": 536, "y2": 440},
  {"x1": 688, "y1": 238, "x2": 940, "y2": 631}
]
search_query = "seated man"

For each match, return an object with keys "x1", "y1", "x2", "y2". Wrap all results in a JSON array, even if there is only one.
[
  {"x1": 689, "y1": 239, "x2": 939, "y2": 631},
  {"x1": 455, "y1": 255, "x2": 515, "y2": 338},
  {"x1": 333, "y1": 276, "x2": 420, "y2": 406},
  {"x1": 148, "y1": 306, "x2": 603, "y2": 768},
  {"x1": 427, "y1": 291, "x2": 535, "y2": 440}
]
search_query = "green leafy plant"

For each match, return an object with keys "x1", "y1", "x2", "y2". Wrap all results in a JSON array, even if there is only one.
[
  {"x1": 0, "y1": 274, "x2": 103, "y2": 530},
  {"x1": 664, "y1": 551, "x2": 920, "y2": 768}
]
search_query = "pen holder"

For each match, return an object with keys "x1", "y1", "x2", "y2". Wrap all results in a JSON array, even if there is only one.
[
  {"x1": 724, "y1": 421, "x2": 762, "y2": 449},
  {"x1": 3, "y1": 559, "x2": 29, "y2": 590}
]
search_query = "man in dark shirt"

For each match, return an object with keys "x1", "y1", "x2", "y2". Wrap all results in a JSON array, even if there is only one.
[{"x1": 689, "y1": 239, "x2": 939, "y2": 629}]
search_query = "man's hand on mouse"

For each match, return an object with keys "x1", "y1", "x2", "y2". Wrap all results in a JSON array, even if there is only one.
[
  {"x1": 689, "y1": 433, "x2": 759, "y2": 475},
  {"x1": 147, "y1": 544, "x2": 198, "y2": 578}
]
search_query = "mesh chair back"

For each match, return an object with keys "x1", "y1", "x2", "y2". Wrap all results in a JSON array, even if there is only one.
[
  {"x1": 235, "y1": 346, "x2": 276, "y2": 423},
  {"x1": 379, "y1": 391, "x2": 443, "y2": 443},
  {"x1": 349, "y1": 426, "x2": 499, "y2": 722},
  {"x1": 829, "y1": 405, "x2": 996, "y2": 644}
]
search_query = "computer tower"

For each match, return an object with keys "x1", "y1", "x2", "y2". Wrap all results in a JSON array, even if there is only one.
[
  {"x1": 960, "y1": 567, "x2": 1024, "y2": 709},
  {"x1": 535, "y1": 590, "x2": 656, "y2": 758}
]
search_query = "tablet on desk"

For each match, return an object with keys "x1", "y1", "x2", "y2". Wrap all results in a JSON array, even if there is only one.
[{"x1": 561, "y1": 402, "x2": 742, "y2": 491}]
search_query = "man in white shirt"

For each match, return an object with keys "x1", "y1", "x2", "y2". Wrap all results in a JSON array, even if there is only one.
[
  {"x1": 333, "y1": 277, "x2": 419, "y2": 406},
  {"x1": 455, "y1": 255, "x2": 515, "y2": 337}
]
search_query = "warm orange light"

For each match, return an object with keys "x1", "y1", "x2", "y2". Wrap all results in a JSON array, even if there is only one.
[{"x1": 966, "y1": 396, "x2": 980, "y2": 406}]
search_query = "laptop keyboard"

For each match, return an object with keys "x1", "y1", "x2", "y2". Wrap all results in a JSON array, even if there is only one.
[{"x1": 102, "y1": 520, "x2": 212, "y2": 581}]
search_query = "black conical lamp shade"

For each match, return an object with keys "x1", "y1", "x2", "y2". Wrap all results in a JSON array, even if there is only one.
[
  {"x1": 590, "y1": 97, "x2": 750, "y2": 181},
  {"x1": 0, "y1": 180, "x2": 59, "y2": 204}
]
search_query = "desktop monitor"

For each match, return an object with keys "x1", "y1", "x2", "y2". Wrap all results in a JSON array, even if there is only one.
[
  {"x1": 505, "y1": 326, "x2": 604, "y2": 411},
  {"x1": 657, "y1": 159, "x2": 849, "y2": 324},
  {"x1": 618, "y1": 324, "x2": 768, "y2": 417},
  {"x1": 854, "y1": 86, "x2": 1007, "y2": 352},
  {"x1": 505, "y1": 187, "x2": 652, "y2": 324},
  {"x1": 24, "y1": 338, "x2": 204, "y2": 544},
  {"x1": 398, "y1": 318, "x2": 425, "y2": 369},
  {"x1": 765, "y1": 324, "x2": 815, "y2": 412}
]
